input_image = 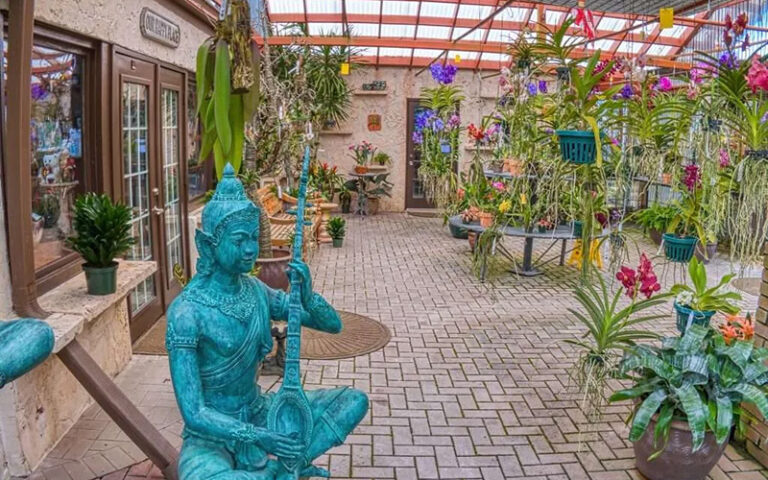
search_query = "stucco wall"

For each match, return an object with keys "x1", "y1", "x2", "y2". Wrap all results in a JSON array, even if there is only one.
[
  {"x1": 317, "y1": 66, "x2": 500, "y2": 212},
  {"x1": 35, "y1": 0, "x2": 211, "y2": 71},
  {"x1": 3, "y1": 303, "x2": 131, "y2": 475}
]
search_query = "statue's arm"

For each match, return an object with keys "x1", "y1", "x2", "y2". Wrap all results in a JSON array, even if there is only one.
[
  {"x1": 167, "y1": 304, "x2": 266, "y2": 442},
  {"x1": 266, "y1": 283, "x2": 341, "y2": 334}
]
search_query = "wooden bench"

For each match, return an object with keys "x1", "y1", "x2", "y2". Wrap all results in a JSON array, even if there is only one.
[{"x1": 256, "y1": 186, "x2": 320, "y2": 251}]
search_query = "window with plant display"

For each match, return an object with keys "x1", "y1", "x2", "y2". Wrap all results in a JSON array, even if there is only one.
[{"x1": 28, "y1": 44, "x2": 86, "y2": 272}]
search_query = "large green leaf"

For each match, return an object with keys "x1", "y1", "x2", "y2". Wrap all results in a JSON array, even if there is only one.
[
  {"x1": 675, "y1": 384, "x2": 707, "y2": 451},
  {"x1": 629, "y1": 389, "x2": 667, "y2": 442},
  {"x1": 729, "y1": 383, "x2": 768, "y2": 419},
  {"x1": 714, "y1": 396, "x2": 733, "y2": 444}
]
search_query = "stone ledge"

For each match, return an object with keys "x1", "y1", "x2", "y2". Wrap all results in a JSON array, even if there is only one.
[{"x1": 38, "y1": 260, "x2": 156, "y2": 352}]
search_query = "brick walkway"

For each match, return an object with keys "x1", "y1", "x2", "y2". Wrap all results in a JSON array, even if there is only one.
[{"x1": 29, "y1": 214, "x2": 767, "y2": 480}]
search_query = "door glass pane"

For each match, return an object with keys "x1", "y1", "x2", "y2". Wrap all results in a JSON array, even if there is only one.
[
  {"x1": 28, "y1": 45, "x2": 86, "y2": 270},
  {"x1": 186, "y1": 79, "x2": 209, "y2": 200},
  {"x1": 162, "y1": 88, "x2": 183, "y2": 286},
  {"x1": 122, "y1": 82, "x2": 156, "y2": 313},
  {"x1": 411, "y1": 105, "x2": 427, "y2": 199}
]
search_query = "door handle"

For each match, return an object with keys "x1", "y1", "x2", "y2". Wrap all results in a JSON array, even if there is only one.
[
  {"x1": 408, "y1": 161, "x2": 414, "y2": 166},
  {"x1": 153, "y1": 206, "x2": 164, "y2": 216}
]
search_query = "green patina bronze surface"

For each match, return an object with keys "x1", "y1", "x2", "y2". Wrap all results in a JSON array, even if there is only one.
[
  {"x1": 167, "y1": 164, "x2": 368, "y2": 480},
  {"x1": 0, "y1": 318, "x2": 54, "y2": 388}
]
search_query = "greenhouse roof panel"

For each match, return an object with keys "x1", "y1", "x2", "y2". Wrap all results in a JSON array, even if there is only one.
[{"x1": 259, "y1": 0, "x2": 748, "y2": 71}]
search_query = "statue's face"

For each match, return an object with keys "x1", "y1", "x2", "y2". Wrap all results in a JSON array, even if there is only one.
[{"x1": 213, "y1": 217, "x2": 260, "y2": 275}]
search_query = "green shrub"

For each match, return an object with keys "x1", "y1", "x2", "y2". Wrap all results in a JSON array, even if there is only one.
[
  {"x1": 67, "y1": 193, "x2": 135, "y2": 268},
  {"x1": 327, "y1": 216, "x2": 346, "y2": 240}
]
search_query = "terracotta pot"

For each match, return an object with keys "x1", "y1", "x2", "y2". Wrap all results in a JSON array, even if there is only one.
[
  {"x1": 634, "y1": 417, "x2": 728, "y2": 480},
  {"x1": 255, "y1": 249, "x2": 291, "y2": 291},
  {"x1": 661, "y1": 173, "x2": 673, "y2": 185},
  {"x1": 354, "y1": 165, "x2": 369, "y2": 174},
  {"x1": 467, "y1": 231, "x2": 477, "y2": 252},
  {"x1": 478, "y1": 211, "x2": 494, "y2": 228},
  {"x1": 504, "y1": 158, "x2": 523, "y2": 175}
]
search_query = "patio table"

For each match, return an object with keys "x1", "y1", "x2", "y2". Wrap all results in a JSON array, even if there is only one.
[
  {"x1": 348, "y1": 171, "x2": 379, "y2": 217},
  {"x1": 449, "y1": 215, "x2": 609, "y2": 279}
]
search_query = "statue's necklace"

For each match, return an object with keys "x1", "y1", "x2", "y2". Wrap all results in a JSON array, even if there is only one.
[{"x1": 185, "y1": 281, "x2": 258, "y2": 324}]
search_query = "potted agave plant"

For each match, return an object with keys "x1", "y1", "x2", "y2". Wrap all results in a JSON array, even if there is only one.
[
  {"x1": 327, "y1": 216, "x2": 346, "y2": 248},
  {"x1": 67, "y1": 193, "x2": 135, "y2": 295},
  {"x1": 610, "y1": 321, "x2": 768, "y2": 480},
  {"x1": 670, "y1": 258, "x2": 741, "y2": 333}
]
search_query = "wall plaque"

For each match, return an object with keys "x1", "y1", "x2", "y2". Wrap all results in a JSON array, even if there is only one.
[
  {"x1": 140, "y1": 8, "x2": 181, "y2": 49},
  {"x1": 367, "y1": 114, "x2": 381, "y2": 131}
]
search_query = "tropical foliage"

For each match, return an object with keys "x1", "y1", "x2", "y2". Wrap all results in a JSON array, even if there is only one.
[{"x1": 67, "y1": 194, "x2": 135, "y2": 268}]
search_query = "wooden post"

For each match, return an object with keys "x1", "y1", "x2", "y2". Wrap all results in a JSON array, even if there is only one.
[{"x1": 57, "y1": 341, "x2": 179, "y2": 480}]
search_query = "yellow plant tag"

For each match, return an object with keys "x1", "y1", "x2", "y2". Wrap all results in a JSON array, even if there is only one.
[
  {"x1": 454, "y1": 54, "x2": 462, "y2": 63},
  {"x1": 340, "y1": 62, "x2": 350, "y2": 75},
  {"x1": 660, "y1": 8, "x2": 674, "y2": 30},
  {"x1": 520, "y1": 193, "x2": 527, "y2": 205}
]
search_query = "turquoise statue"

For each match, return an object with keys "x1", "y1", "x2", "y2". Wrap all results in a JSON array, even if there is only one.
[
  {"x1": 166, "y1": 160, "x2": 368, "y2": 480},
  {"x1": 0, "y1": 318, "x2": 54, "y2": 388}
]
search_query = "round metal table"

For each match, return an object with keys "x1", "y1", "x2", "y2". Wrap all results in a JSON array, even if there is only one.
[{"x1": 449, "y1": 215, "x2": 609, "y2": 278}]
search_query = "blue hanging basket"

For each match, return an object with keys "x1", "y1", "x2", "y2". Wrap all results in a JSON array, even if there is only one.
[
  {"x1": 674, "y1": 302, "x2": 715, "y2": 334},
  {"x1": 556, "y1": 130, "x2": 597, "y2": 165},
  {"x1": 663, "y1": 233, "x2": 698, "y2": 263}
]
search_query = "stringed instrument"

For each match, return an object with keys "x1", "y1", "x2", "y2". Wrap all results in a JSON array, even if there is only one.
[{"x1": 267, "y1": 143, "x2": 314, "y2": 478}]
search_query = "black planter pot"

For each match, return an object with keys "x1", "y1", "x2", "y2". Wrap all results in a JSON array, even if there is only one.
[
  {"x1": 83, "y1": 262, "x2": 118, "y2": 295},
  {"x1": 256, "y1": 248, "x2": 291, "y2": 291},
  {"x1": 694, "y1": 242, "x2": 718, "y2": 264},
  {"x1": 340, "y1": 196, "x2": 352, "y2": 214}
]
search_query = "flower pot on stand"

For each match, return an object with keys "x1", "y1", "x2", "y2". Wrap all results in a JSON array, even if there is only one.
[
  {"x1": 634, "y1": 416, "x2": 728, "y2": 480},
  {"x1": 478, "y1": 211, "x2": 494, "y2": 228},
  {"x1": 674, "y1": 302, "x2": 716, "y2": 334},
  {"x1": 83, "y1": 262, "x2": 119, "y2": 295},
  {"x1": 256, "y1": 248, "x2": 291, "y2": 291},
  {"x1": 354, "y1": 165, "x2": 369, "y2": 174},
  {"x1": 663, "y1": 234, "x2": 698, "y2": 263}
]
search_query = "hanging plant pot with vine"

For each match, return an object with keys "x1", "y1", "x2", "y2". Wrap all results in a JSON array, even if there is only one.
[
  {"x1": 556, "y1": 130, "x2": 599, "y2": 165},
  {"x1": 662, "y1": 233, "x2": 698, "y2": 263}
]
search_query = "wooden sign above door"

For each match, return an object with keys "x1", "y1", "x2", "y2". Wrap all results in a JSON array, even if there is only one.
[{"x1": 140, "y1": 8, "x2": 181, "y2": 49}]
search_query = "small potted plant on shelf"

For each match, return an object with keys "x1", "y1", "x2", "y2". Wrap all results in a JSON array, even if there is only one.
[
  {"x1": 670, "y1": 258, "x2": 741, "y2": 333},
  {"x1": 67, "y1": 193, "x2": 135, "y2": 295},
  {"x1": 349, "y1": 141, "x2": 376, "y2": 174},
  {"x1": 369, "y1": 151, "x2": 391, "y2": 172},
  {"x1": 327, "y1": 216, "x2": 346, "y2": 248},
  {"x1": 609, "y1": 322, "x2": 768, "y2": 480}
]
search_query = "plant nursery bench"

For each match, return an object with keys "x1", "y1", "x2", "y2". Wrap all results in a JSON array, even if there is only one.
[{"x1": 449, "y1": 215, "x2": 609, "y2": 280}]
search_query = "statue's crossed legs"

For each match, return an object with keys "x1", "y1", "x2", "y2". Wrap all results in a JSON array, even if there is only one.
[
  {"x1": 0, "y1": 319, "x2": 54, "y2": 388},
  {"x1": 178, "y1": 387, "x2": 368, "y2": 480}
]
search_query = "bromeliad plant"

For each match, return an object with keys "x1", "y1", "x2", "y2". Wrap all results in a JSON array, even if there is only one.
[
  {"x1": 610, "y1": 324, "x2": 768, "y2": 459},
  {"x1": 566, "y1": 257, "x2": 669, "y2": 420}
]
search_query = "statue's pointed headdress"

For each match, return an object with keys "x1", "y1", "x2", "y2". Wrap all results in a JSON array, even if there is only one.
[{"x1": 201, "y1": 163, "x2": 260, "y2": 242}]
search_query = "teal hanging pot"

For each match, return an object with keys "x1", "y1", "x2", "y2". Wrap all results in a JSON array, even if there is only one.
[
  {"x1": 663, "y1": 234, "x2": 697, "y2": 263},
  {"x1": 556, "y1": 130, "x2": 597, "y2": 165}
]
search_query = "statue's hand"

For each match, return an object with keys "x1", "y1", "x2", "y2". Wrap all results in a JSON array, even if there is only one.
[
  {"x1": 288, "y1": 261, "x2": 313, "y2": 309},
  {"x1": 252, "y1": 428, "x2": 304, "y2": 459}
]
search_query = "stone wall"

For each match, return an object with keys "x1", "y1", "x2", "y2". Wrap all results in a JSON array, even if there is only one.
[
  {"x1": 317, "y1": 66, "x2": 500, "y2": 212},
  {"x1": 35, "y1": 0, "x2": 211, "y2": 71}
]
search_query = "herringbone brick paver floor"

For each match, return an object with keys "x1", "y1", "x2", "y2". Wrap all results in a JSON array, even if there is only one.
[{"x1": 28, "y1": 214, "x2": 768, "y2": 480}]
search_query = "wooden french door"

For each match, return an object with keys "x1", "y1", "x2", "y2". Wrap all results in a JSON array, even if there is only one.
[
  {"x1": 406, "y1": 98, "x2": 432, "y2": 209},
  {"x1": 114, "y1": 53, "x2": 187, "y2": 341}
]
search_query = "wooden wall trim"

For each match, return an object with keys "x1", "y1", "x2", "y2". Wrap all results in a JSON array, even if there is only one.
[{"x1": 5, "y1": 0, "x2": 47, "y2": 317}]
